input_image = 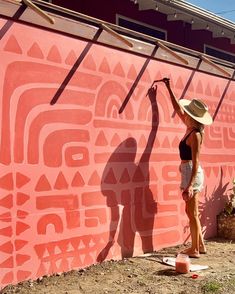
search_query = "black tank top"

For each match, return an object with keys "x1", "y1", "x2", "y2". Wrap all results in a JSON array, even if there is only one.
[{"x1": 179, "y1": 129, "x2": 200, "y2": 160}]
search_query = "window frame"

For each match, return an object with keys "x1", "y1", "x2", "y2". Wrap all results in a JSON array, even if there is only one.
[
  {"x1": 116, "y1": 14, "x2": 167, "y2": 41},
  {"x1": 204, "y1": 44, "x2": 235, "y2": 64}
]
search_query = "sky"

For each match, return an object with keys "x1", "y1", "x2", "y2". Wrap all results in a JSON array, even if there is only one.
[{"x1": 185, "y1": 0, "x2": 235, "y2": 23}]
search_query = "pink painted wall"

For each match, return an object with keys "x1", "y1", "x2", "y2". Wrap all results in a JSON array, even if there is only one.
[{"x1": 0, "y1": 18, "x2": 235, "y2": 288}]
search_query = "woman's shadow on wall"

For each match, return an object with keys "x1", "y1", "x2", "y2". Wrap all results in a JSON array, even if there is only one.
[{"x1": 97, "y1": 86, "x2": 160, "y2": 261}]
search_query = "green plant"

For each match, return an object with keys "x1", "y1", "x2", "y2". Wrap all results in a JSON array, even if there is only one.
[
  {"x1": 201, "y1": 281, "x2": 221, "y2": 293},
  {"x1": 223, "y1": 178, "x2": 235, "y2": 215}
]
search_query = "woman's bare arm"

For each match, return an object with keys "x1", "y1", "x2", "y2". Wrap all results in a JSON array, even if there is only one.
[{"x1": 162, "y1": 78, "x2": 185, "y2": 123}]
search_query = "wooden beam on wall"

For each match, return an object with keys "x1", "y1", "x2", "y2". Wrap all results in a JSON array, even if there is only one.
[
  {"x1": 200, "y1": 55, "x2": 231, "y2": 77},
  {"x1": 22, "y1": 0, "x2": 55, "y2": 24},
  {"x1": 100, "y1": 23, "x2": 133, "y2": 48},
  {"x1": 156, "y1": 40, "x2": 189, "y2": 65}
]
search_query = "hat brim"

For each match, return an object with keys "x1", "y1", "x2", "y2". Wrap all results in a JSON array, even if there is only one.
[{"x1": 179, "y1": 99, "x2": 213, "y2": 125}]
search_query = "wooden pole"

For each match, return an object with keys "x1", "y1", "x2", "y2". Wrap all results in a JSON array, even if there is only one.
[
  {"x1": 22, "y1": 0, "x2": 55, "y2": 24},
  {"x1": 100, "y1": 23, "x2": 133, "y2": 48},
  {"x1": 200, "y1": 55, "x2": 231, "y2": 77},
  {"x1": 156, "y1": 40, "x2": 189, "y2": 65}
]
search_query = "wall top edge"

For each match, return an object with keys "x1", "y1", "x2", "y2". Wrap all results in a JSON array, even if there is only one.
[{"x1": 0, "y1": 0, "x2": 234, "y2": 79}]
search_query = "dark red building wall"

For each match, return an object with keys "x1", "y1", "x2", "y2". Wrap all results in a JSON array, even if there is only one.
[{"x1": 52, "y1": 0, "x2": 235, "y2": 54}]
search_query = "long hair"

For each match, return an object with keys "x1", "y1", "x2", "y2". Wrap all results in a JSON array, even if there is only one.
[{"x1": 192, "y1": 118, "x2": 205, "y2": 143}]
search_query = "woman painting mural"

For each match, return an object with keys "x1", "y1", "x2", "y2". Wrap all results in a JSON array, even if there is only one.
[{"x1": 163, "y1": 78, "x2": 213, "y2": 258}]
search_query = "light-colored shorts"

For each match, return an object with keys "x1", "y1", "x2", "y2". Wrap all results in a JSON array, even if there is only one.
[{"x1": 179, "y1": 161, "x2": 204, "y2": 192}]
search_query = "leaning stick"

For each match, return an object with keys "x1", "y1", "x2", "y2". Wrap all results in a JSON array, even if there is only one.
[
  {"x1": 100, "y1": 23, "x2": 133, "y2": 48},
  {"x1": 156, "y1": 40, "x2": 188, "y2": 65},
  {"x1": 22, "y1": 0, "x2": 55, "y2": 24},
  {"x1": 200, "y1": 55, "x2": 231, "y2": 77}
]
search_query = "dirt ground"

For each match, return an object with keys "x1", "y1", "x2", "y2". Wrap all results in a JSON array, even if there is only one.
[{"x1": 1, "y1": 238, "x2": 235, "y2": 294}]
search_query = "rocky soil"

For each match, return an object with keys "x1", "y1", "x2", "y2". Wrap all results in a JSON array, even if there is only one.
[{"x1": 1, "y1": 238, "x2": 235, "y2": 294}]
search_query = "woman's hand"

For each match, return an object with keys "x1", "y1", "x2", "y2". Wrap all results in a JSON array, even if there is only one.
[{"x1": 182, "y1": 185, "x2": 194, "y2": 201}]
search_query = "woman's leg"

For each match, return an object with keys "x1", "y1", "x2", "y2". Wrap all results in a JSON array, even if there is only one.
[{"x1": 183, "y1": 192, "x2": 202, "y2": 257}]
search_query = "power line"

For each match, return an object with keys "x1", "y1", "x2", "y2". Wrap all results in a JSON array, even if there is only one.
[{"x1": 215, "y1": 9, "x2": 235, "y2": 15}]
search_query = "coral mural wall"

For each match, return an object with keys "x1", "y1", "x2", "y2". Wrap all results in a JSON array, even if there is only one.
[{"x1": 0, "y1": 19, "x2": 235, "y2": 288}]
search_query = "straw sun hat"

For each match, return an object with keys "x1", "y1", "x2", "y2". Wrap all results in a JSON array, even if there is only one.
[{"x1": 179, "y1": 98, "x2": 213, "y2": 125}]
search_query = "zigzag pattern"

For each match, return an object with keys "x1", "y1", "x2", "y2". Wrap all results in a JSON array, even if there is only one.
[{"x1": 0, "y1": 21, "x2": 235, "y2": 289}]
